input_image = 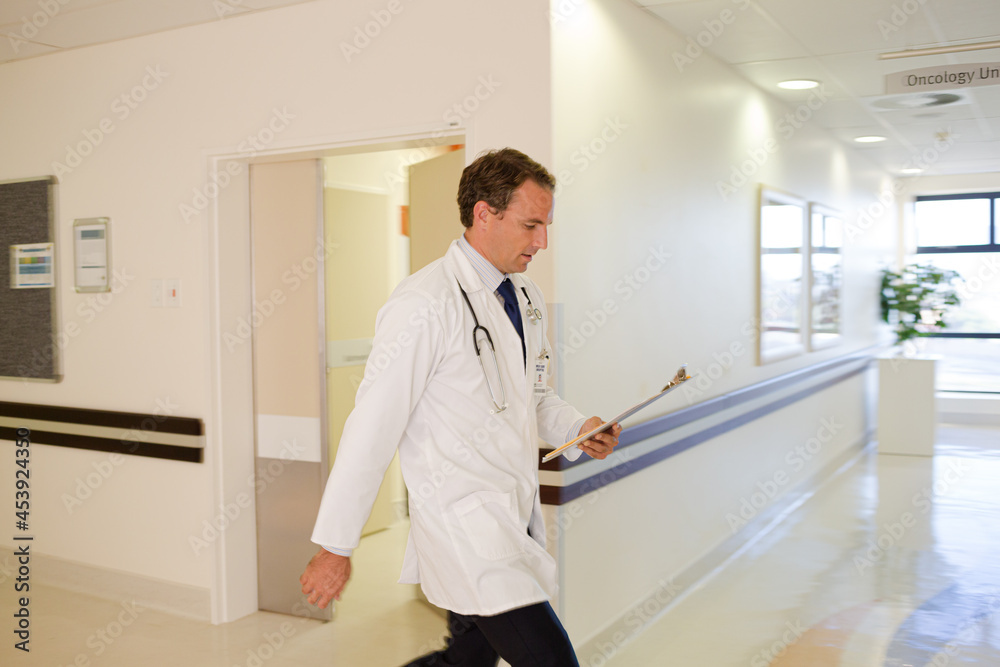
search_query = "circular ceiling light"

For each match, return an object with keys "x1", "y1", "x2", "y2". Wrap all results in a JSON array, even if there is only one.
[
  {"x1": 778, "y1": 79, "x2": 820, "y2": 90},
  {"x1": 899, "y1": 167, "x2": 923, "y2": 174},
  {"x1": 855, "y1": 135, "x2": 887, "y2": 143}
]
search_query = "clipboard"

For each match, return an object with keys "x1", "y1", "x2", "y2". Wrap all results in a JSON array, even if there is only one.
[{"x1": 541, "y1": 365, "x2": 693, "y2": 463}]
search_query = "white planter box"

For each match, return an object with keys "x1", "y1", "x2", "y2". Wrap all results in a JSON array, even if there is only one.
[{"x1": 877, "y1": 355, "x2": 938, "y2": 456}]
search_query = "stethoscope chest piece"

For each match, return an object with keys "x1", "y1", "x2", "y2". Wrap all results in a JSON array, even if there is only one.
[{"x1": 520, "y1": 286, "x2": 542, "y2": 323}]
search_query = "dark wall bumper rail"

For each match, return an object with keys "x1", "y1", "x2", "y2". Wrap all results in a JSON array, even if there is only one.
[{"x1": 0, "y1": 400, "x2": 205, "y2": 463}]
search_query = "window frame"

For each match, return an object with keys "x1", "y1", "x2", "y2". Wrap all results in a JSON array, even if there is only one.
[
  {"x1": 807, "y1": 203, "x2": 843, "y2": 352},
  {"x1": 914, "y1": 191, "x2": 999, "y2": 254}
]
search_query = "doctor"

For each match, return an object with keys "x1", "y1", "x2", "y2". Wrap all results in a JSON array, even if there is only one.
[{"x1": 301, "y1": 148, "x2": 621, "y2": 666}]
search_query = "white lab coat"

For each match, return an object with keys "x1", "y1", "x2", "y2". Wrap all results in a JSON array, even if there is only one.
[{"x1": 311, "y1": 240, "x2": 585, "y2": 616}]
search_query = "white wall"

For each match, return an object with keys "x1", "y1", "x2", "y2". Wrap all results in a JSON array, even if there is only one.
[
  {"x1": 549, "y1": 0, "x2": 897, "y2": 646},
  {"x1": 551, "y1": 0, "x2": 895, "y2": 414},
  {"x1": 0, "y1": 0, "x2": 552, "y2": 601}
]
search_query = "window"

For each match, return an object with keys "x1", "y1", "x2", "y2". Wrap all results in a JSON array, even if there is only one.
[
  {"x1": 757, "y1": 189, "x2": 845, "y2": 364},
  {"x1": 914, "y1": 192, "x2": 1000, "y2": 393},
  {"x1": 759, "y1": 189, "x2": 806, "y2": 363},
  {"x1": 809, "y1": 205, "x2": 842, "y2": 350}
]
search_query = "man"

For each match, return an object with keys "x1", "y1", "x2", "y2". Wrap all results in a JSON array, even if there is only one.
[{"x1": 301, "y1": 148, "x2": 621, "y2": 666}]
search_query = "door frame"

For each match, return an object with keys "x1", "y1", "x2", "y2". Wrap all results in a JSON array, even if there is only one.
[{"x1": 206, "y1": 124, "x2": 467, "y2": 624}]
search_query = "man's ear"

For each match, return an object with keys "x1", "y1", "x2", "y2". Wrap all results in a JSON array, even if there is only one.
[{"x1": 472, "y1": 200, "x2": 493, "y2": 226}]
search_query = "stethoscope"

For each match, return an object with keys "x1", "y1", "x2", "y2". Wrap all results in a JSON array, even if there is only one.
[
  {"x1": 521, "y1": 286, "x2": 542, "y2": 323},
  {"x1": 457, "y1": 279, "x2": 543, "y2": 414}
]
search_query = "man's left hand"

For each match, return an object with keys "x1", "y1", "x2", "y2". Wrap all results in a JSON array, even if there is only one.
[{"x1": 577, "y1": 417, "x2": 621, "y2": 459}]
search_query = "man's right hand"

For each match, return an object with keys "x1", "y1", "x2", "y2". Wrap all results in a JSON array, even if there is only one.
[{"x1": 300, "y1": 549, "x2": 352, "y2": 609}]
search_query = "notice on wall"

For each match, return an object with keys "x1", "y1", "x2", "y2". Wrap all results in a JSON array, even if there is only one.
[
  {"x1": 886, "y1": 62, "x2": 1000, "y2": 95},
  {"x1": 10, "y1": 243, "x2": 55, "y2": 289}
]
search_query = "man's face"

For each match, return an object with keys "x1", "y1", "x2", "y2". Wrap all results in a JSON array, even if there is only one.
[{"x1": 478, "y1": 179, "x2": 552, "y2": 274}]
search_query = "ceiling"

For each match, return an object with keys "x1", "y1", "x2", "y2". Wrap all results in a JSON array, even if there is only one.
[
  {"x1": 635, "y1": 0, "x2": 1000, "y2": 177},
  {"x1": 0, "y1": 0, "x2": 313, "y2": 62},
  {"x1": 2, "y1": 0, "x2": 998, "y2": 177}
]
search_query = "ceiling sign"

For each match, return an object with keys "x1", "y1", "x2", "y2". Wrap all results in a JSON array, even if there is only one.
[{"x1": 886, "y1": 62, "x2": 1000, "y2": 94}]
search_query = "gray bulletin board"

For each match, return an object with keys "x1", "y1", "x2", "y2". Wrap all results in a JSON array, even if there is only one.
[{"x1": 0, "y1": 177, "x2": 60, "y2": 382}]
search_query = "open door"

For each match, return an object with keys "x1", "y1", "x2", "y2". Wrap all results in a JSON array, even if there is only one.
[
  {"x1": 250, "y1": 159, "x2": 331, "y2": 621},
  {"x1": 248, "y1": 143, "x2": 464, "y2": 625},
  {"x1": 409, "y1": 147, "x2": 465, "y2": 273}
]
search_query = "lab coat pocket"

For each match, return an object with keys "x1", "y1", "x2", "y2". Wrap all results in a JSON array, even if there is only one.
[{"x1": 454, "y1": 490, "x2": 526, "y2": 561}]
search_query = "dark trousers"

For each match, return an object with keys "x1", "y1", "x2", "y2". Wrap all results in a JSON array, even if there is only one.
[{"x1": 404, "y1": 601, "x2": 580, "y2": 667}]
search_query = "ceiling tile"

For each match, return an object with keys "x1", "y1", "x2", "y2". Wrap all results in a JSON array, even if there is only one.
[
  {"x1": 0, "y1": 0, "x2": 115, "y2": 26},
  {"x1": 753, "y1": 0, "x2": 943, "y2": 57},
  {"x1": 29, "y1": 0, "x2": 249, "y2": 49},
  {"x1": 0, "y1": 32, "x2": 59, "y2": 63},
  {"x1": 239, "y1": 0, "x2": 316, "y2": 9},
  {"x1": 643, "y1": 0, "x2": 811, "y2": 62}
]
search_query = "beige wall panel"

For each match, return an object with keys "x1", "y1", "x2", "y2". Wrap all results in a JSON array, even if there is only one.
[{"x1": 251, "y1": 160, "x2": 322, "y2": 420}]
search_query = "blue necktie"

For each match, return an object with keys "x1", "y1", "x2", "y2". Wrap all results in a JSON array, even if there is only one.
[{"x1": 496, "y1": 278, "x2": 525, "y2": 366}]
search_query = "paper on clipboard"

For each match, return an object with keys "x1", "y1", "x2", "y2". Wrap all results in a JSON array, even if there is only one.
[{"x1": 541, "y1": 365, "x2": 692, "y2": 463}]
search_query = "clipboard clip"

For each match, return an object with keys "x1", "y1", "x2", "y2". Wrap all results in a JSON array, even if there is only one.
[{"x1": 662, "y1": 364, "x2": 691, "y2": 391}]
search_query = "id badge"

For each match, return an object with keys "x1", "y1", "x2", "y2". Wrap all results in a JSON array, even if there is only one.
[{"x1": 534, "y1": 355, "x2": 549, "y2": 396}]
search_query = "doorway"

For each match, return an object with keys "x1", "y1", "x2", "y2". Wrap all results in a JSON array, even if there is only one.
[{"x1": 248, "y1": 139, "x2": 465, "y2": 625}]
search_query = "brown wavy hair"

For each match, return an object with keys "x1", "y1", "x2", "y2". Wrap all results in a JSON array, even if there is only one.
[{"x1": 457, "y1": 148, "x2": 556, "y2": 228}]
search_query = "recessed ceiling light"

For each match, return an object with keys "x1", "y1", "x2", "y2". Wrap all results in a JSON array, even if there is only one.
[
  {"x1": 854, "y1": 135, "x2": 887, "y2": 143},
  {"x1": 899, "y1": 167, "x2": 923, "y2": 174},
  {"x1": 778, "y1": 79, "x2": 820, "y2": 90}
]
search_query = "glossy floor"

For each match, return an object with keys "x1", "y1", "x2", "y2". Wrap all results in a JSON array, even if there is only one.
[
  {"x1": 4, "y1": 424, "x2": 998, "y2": 666},
  {"x1": 612, "y1": 424, "x2": 1000, "y2": 666}
]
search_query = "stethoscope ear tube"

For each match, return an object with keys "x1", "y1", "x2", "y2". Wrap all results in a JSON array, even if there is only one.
[{"x1": 458, "y1": 280, "x2": 508, "y2": 413}]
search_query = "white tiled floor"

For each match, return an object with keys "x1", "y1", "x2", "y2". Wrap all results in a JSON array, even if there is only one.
[{"x1": 4, "y1": 424, "x2": 998, "y2": 666}]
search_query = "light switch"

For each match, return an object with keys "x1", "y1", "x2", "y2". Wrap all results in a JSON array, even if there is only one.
[{"x1": 164, "y1": 279, "x2": 181, "y2": 308}]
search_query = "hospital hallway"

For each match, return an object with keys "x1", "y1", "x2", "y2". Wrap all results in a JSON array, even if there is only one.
[{"x1": 4, "y1": 424, "x2": 999, "y2": 667}]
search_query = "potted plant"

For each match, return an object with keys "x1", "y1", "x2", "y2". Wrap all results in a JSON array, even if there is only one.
[{"x1": 880, "y1": 263, "x2": 963, "y2": 353}]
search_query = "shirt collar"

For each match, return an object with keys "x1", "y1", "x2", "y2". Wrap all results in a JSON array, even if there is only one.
[{"x1": 457, "y1": 234, "x2": 508, "y2": 293}]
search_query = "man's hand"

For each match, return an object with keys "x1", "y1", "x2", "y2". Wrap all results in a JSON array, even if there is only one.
[
  {"x1": 577, "y1": 417, "x2": 622, "y2": 459},
  {"x1": 300, "y1": 549, "x2": 352, "y2": 609}
]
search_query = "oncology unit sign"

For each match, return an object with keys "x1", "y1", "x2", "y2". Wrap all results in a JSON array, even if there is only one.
[{"x1": 886, "y1": 63, "x2": 1000, "y2": 94}]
